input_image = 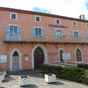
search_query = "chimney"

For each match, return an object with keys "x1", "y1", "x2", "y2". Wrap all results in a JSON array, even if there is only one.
[{"x1": 79, "y1": 14, "x2": 85, "y2": 20}]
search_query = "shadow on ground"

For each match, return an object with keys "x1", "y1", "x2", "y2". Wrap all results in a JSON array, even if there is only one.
[
  {"x1": 21, "y1": 84, "x2": 38, "y2": 88},
  {"x1": 47, "y1": 81, "x2": 64, "y2": 85},
  {"x1": 2, "y1": 76, "x2": 15, "y2": 83}
]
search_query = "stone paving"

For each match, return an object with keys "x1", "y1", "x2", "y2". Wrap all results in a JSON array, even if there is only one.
[{"x1": 1, "y1": 73, "x2": 88, "y2": 88}]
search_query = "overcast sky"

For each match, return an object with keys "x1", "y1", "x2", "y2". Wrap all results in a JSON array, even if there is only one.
[{"x1": 0, "y1": 0, "x2": 88, "y2": 19}]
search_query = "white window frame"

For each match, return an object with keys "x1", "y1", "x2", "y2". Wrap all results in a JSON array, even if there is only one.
[
  {"x1": 8, "y1": 24, "x2": 20, "y2": 35},
  {"x1": 10, "y1": 12, "x2": 17, "y2": 20},
  {"x1": 54, "y1": 29, "x2": 65, "y2": 38},
  {"x1": 72, "y1": 30, "x2": 81, "y2": 39},
  {"x1": 33, "y1": 26, "x2": 45, "y2": 38},
  {"x1": 72, "y1": 21, "x2": 77, "y2": 26},
  {"x1": 55, "y1": 18, "x2": 61, "y2": 24},
  {"x1": 35, "y1": 16, "x2": 41, "y2": 22}
]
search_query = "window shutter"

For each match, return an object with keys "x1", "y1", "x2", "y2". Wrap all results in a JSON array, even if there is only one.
[
  {"x1": 54, "y1": 29, "x2": 57, "y2": 38},
  {"x1": 62, "y1": 30, "x2": 65, "y2": 38},
  {"x1": 86, "y1": 32, "x2": 88, "y2": 37},
  {"x1": 41, "y1": 29, "x2": 45, "y2": 38},
  {"x1": 72, "y1": 32, "x2": 74, "y2": 38},
  {"x1": 32, "y1": 27, "x2": 36, "y2": 37},
  {"x1": 6, "y1": 25, "x2": 10, "y2": 34},
  {"x1": 79, "y1": 32, "x2": 81, "y2": 39},
  {"x1": 78, "y1": 32, "x2": 81, "y2": 39},
  {"x1": 18, "y1": 26, "x2": 22, "y2": 40},
  {"x1": 5, "y1": 25, "x2": 10, "y2": 40}
]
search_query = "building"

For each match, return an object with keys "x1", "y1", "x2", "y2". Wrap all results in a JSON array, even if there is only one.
[{"x1": 0, "y1": 7, "x2": 88, "y2": 71}]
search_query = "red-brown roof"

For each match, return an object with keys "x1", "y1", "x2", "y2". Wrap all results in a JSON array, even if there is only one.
[{"x1": 0, "y1": 6, "x2": 88, "y2": 22}]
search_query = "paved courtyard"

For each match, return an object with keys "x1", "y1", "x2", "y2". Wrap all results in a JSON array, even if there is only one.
[{"x1": 1, "y1": 73, "x2": 88, "y2": 88}]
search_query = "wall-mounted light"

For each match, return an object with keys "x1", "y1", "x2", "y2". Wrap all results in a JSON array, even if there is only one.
[{"x1": 24, "y1": 54, "x2": 29, "y2": 61}]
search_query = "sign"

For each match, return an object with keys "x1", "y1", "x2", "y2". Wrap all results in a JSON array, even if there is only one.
[
  {"x1": 49, "y1": 24, "x2": 68, "y2": 28},
  {"x1": 63, "y1": 53, "x2": 71, "y2": 61},
  {"x1": 0, "y1": 55, "x2": 7, "y2": 63}
]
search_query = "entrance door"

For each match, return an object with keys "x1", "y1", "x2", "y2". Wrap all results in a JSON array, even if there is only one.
[
  {"x1": 34, "y1": 47, "x2": 44, "y2": 69},
  {"x1": 12, "y1": 51, "x2": 19, "y2": 71},
  {"x1": 59, "y1": 50, "x2": 64, "y2": 63}
]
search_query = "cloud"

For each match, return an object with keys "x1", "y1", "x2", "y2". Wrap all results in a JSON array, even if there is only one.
[
  {"x1": 0, "y1": 0, "x2": 88, "y2": 19},
  {"x1": 32, "y1": 7, "x2": 51, "y2": 14}
]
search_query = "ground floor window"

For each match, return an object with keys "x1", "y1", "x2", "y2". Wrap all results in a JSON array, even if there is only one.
[
  {"x1": 59, "y1": 49, "x2": 64, "y2": 63},
  {"x1": 76, "y1": 48, "x2": 82, "y2": 62}
]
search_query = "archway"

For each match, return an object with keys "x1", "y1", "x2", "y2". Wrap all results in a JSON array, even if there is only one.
[
  {"x1": 34, "y1": 47, "x2": 44, "y2": 69},
  {"x1": 10, "y1": 48, "x2": 22, "y2": 71},
  {"x1": 12, "y1": 51, "x2": 19, "y2": 71}
]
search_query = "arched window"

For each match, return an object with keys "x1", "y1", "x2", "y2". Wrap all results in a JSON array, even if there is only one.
[
  {"x1": 59, "y1": 49, "x2": 64, "y2": 63},
  {"x1": 76, "y1": 48, "x2": 82, "y2": 61},
  {"x1": 13, "y1": 51, "x2": 19, "y2": 56}
]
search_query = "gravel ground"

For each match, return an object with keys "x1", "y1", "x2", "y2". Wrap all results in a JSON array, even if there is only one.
[{"x1": 1, "y1": 73, "x2": 88, "y2": 88}]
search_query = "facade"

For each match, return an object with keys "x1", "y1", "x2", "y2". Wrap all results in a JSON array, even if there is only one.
[{"x1": 0, "y1": 7, "x2": 88, "y2": 71}]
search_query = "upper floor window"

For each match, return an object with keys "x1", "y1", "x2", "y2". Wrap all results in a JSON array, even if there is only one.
[
  {"x1": 10, "y1": 12, "x2": 17, "y2": 20},
  {"x1": 6, "y1": 25, "x2": 21, "y2": 35},
  {"x1": 72, "y1": 21, "x2": 77, "y2": 26},
  {"x1": 72, "y1": 31, "x2": 81, "y2": 39},
  {"x1": 55, "y1": 19, "x2": 60, "y2": 24},
  {"x1": 35, "y1": 16, "x2": 41, "y2": 22},
  {"x1": 54, "y1": 29, "x2": 65, "y2": 38},
  {"x1": 5, "y1": 24, "x2": 22, "y2": 41},
  {"x1": 32, "y1": 27, "x2": 45, "y2": 38}
]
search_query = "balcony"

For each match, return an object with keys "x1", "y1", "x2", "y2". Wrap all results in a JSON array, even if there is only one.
[
  {"x1": 4, "y1": 34, "x2": 22, "y2": 42},
  {"x1": 3, "y1": 34, "x2": 88, "y2": 44},
  {"x1": 21, "y1": 36, "x2": 87, "y2": 44}
]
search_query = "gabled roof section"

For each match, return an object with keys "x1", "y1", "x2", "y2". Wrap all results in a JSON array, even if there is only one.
[{"x1": 0, "y1": 6, "x2": 88, "y2": 22}]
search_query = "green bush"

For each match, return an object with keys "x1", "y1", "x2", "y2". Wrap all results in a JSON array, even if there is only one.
[
  {"x1": 42, "y1": 64, "x2": 88, "y2": 84},
  {"x1": 77, "y1": 64, "x2": 88, "y2": 70}
]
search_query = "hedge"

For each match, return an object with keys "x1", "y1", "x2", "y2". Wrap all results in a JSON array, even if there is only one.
[
  {"x1": 42, "y1": 64, "x2": 88, "y2": 84},
  {"x1": 77, "y1": 64, "x2": 88, "y2": 70}
]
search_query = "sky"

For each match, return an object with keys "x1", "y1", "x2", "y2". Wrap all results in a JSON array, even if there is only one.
[{"x1": 0, "y1": 0, "x2": 88, "y2": 19}]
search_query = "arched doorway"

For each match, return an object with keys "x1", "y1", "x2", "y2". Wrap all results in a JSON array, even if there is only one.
[
  {"x1": 34, "y1": 47, "x2": 44, "y2": 69},
  {"x1": 12, "y1": 51, "x2": 19, "y2": 71},
  {"x1": 59, "y1": 49, "x2": 64, "y2": 63},
  {"x1": 76, "y1": 48, "x2": 82, "y2": 62}
]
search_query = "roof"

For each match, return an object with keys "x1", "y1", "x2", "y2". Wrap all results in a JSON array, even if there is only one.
[{"x1": 0, "y1": 6, "x2": 88, "y2": 22}]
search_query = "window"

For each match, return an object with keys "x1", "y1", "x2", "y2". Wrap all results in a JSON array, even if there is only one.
[
  {"x1": 59, "y1": 49, "x2": 64, "y2": 63},
  {"x1": 56, "y1": 19, "x2": 60, "y2": 24},
  {"x1": 10, "y1": 13, "x2": 17, "y2": 19},
  {"x1": 10, "y1": 26, "x2": 18, "y2": 35},
  {"x1": 76, "y1": 48, "x2": 82, "y2": 62},
  {"x1": 32, "y1": 27, "x2": 45, "y2": 38},
  {"x1": 5, "y1": 25, "x2": 22, "y2": 41},
  {"x1": 72, "y1": 21, "x2": 77, "y2": 26},
  {"x1": 54, "y1": 29, "x2": 65, "y2": 38},
  {"x1": 35, "y1": 16, "x2": 41, "y2": 22},
  {"x1": 7, "y1": 25, "x2": 21, "y2": 36},
  {"x1": 72, "y1": 31, "x2": 81, "y2": 39}
]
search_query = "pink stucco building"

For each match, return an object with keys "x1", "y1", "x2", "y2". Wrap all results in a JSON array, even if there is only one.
[{"x1": 0, "y1": 7, "x2": 88, "y2": 71}]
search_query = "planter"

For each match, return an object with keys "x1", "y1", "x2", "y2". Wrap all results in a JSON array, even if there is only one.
[
  {"x1": 19, "y1": 75, "x2": 30, "y2": 87},
  {"x1": 45, "y1": 74, "x2": 56, "y2": 83}
]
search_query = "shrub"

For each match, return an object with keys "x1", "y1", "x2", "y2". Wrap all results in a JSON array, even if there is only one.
[
  {"x1": 77, "y1": 64, "x2": 88, "y2": 70},
  {"x1": 42, "y1": 64, "x2": 88, "y2": 84}
]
